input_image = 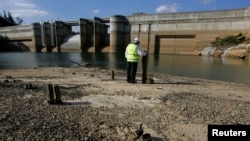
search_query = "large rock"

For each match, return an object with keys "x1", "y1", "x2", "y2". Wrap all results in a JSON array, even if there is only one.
[
  {"x1": 198, "y1": 44, "x2": 250, "y2": 60},
  {"x1": 198, "y1": 47, "x2": 216, "y2": 56},
  {"x1": 222, "y1": 44, "x2": 250, "y2": 59}
]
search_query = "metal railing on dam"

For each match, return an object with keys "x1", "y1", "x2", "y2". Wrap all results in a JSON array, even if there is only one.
[{"x1": 1, "y1": 7, "x2": 250, "y2": 54}]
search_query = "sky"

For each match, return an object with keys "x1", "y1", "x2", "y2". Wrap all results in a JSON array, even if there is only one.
[{"x1": 0, "y1": 0, "x2": 250, "y2": 25}]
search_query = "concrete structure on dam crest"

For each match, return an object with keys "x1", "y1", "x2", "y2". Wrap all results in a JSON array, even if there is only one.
[{"x1": 1, "y1": 7, "x2": 250, "y2": 54}]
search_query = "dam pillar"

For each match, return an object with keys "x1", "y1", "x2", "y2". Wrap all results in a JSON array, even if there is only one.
[
  {"x1": 32, "y1": 23, "x2": 43, "y2": 52},
  {"x1": 93, "y1": 17, "x2": 103, "y2": 52},
  {"x1": 39, "y1": 21, "x2": 53, "y2": 52},
  {"x1": 54, "y1": 21, "x2": 72, "y2": 52},
  {"x1": 48, "y1": 20, "x2": 55, "y2": 51},
  {"x1": 54, "y1": 21, "x2": 64, "y2": 52},
  {"x1": 43, "y1": 22, "x2": 53, "y2": 52},
  {"x1": 86, "y1": 22, "x2": 93, "y2": 51},
  {"x1": 100, "y1": 23, "x2": 108, "y2": 47},
  {"x1": 110, "y1": 15, "x2": 129, "y2": 52},
  {"x1": 37, "y1": 21, "x2": 46, "y2": 52},
  {"x1": 79, "y1": 18, "x2": 88, "y2": 52}
]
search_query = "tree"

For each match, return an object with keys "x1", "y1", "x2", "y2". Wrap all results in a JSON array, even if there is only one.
[{"x1": 0, "y1": 10, "x2": 23, "y2": 27}]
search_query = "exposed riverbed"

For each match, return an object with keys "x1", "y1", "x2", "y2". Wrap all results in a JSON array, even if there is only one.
[{"x1": 1, "y1": 66, "x2": 250, "y2": 140}]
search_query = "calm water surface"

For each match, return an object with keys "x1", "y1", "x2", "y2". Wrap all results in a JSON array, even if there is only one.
[{"x1": 0, "y1": 52, "x2": 250, "y2": 84}]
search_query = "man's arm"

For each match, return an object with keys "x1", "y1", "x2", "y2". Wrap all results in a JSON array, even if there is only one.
[{"x1": 136, "y1": 46, "x2": 147, "y2": 56}]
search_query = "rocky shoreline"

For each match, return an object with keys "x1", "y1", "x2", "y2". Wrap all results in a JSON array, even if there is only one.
[{"x1": 1, "y1": 66, "x2": 250, "y2": 141}]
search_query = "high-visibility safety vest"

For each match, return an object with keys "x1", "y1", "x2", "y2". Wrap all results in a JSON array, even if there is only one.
[{"x1": 126, "y1": 43, "x2": 139, "y2": 62}]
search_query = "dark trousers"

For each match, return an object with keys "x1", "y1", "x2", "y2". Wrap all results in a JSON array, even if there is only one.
[{"x1": 126, "y1": 62, "x2": 138, "y2": 83}]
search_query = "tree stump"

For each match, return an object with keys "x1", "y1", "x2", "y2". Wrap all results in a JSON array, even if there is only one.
[
  {"x1": 46, "y1": 84, "x2": 62, "y2": 104},
  {"x1": 46, "y1": 84, "x2": 55, "y2": 104},
  {"x1": 53, "y1": 85, "x2": 62, "y2": 104},
  {"x1": 111, "y1": 70, "x2": 115, "y2": 80}
]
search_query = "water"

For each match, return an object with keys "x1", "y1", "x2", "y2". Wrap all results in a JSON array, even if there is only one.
[{"x1": 0, "y1": 52, "x2": 250, "y2": 84}]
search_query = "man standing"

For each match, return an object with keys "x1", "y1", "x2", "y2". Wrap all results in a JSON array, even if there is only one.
[{"x1": 125, "y1": 37, "x2": 147, "y2": 83}]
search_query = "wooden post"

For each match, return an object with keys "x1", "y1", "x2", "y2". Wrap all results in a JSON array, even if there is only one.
[
  {"x1": 142, "y1": 24, "x2": 151, "y2": 84},
  {"x1": 142, "y1": 53, "x2": 148, "y2": 83},
  {"x1": 53, "y1": 85, "x2": 62, "y2": 104},
  {"x1": 46, "y1": 84, "x2": 55, "y2": 104},
  {"x1": 25, "y1": 83, "x2": 33, "y2": 89},
  {"x1": 111, "y1": 70, "x2": 115, "y2": 80}
]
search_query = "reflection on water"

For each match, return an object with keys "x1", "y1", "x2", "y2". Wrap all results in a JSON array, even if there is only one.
[
  {"x1": 147, "y1": 54, "x2": 250, "y2": 84},
  {"x1": 0, "y1": 52, "x2": 249, "y2": 84}
]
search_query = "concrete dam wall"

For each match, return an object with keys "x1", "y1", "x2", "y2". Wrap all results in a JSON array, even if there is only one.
[
  {"x1": 126, "y1": 7, "x2": 250, "y2": 54},
  {"x1": 1, "y1": 7, "x2": 250, "y2": 54},
  {"x1": 0, "y1": 24, "x2": 41, "y2": 51}
]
